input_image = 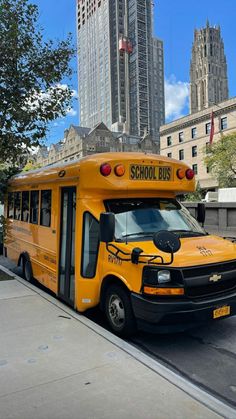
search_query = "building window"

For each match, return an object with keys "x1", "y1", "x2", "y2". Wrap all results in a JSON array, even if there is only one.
[
  {"x1": 167, "y1": 136, "x2": 172, "y2": 146},
  {"x1": 205, "y1": 122, "x2": 211, "y2": 134},
  {"x1": 167, "y1": 152, "x2": 172, "y2": 158},
  {"x1": 192, "y1": 164, "x2": 198, "y2": 175},
  {"x1": 179, "y1": 149, "x2": 184, "y2": 161},
  {"x1": 192, "y1": 146, "x2": 197, "y2": 157},
  {"x1": 179, "y1": 132, "x2": 184, "y2": 143},
  {"x1": 221, "y1": 117, "x2": 227, "y2": 130},
  {"x1": 191, "y1": 127, "x2": 197, "y2": 139}
]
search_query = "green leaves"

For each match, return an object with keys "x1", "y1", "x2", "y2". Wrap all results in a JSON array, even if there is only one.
[
  {"x1": 204, "y1": 133, "x2": 236, "y2": 188},
  {"x1": 0, "y1": 0, "x2": 75, "y2": 165}
]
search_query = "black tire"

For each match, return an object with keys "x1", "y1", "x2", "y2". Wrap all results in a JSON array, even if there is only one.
[
  {"x1": 105, "y1": 285, "x2": 137, "y2": 337},
  {"x1": 23, "y1": 258, "x2": 33, "y2": 282}
]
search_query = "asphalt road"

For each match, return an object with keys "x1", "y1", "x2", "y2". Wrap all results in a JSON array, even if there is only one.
[
  {"x1": 85, "y1": 305, "x2": 236, "y2": 408},
  {"x1": 2, "y1": 259, "x2": 236, "y2": 410},
  {"x1": 129, "y1": 319, "x2": 236, "y2": 408}
]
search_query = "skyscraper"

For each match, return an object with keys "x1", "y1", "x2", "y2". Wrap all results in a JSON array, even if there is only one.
[
  {"x1": 190, "y1": 21, "x2": 228, "y2": 113},
  {"x1": 77, "y1": 0, "x2": 165, "y2": 142}
]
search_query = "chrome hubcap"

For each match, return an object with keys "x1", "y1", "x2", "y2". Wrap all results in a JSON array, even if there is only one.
[{"x1": 108, "y1": 294, "x2": 125, "y2": 328}]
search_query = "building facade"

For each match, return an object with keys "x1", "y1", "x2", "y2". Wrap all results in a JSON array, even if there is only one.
[
  {"x1": 77, "y1": 0, "x2": 165, "y2": 142},
  {"x1": 190, "y1": 21, "x2": 228, "y2": 114},
  {"x1": 35, "y1": 123, "x2": 158, "y2": 167},
  {"x1": 160, "y1": 97, "x2": 236, "y2": 189}
]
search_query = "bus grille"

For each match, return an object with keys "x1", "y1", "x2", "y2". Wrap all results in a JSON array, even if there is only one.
[{"x1": 183, "y1": 260, "x2": 236, "y2": 299}]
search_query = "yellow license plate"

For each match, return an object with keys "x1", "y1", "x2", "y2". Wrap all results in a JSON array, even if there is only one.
[{"x1": 213, "y1": 306, "x2": 230, "y2": 319}]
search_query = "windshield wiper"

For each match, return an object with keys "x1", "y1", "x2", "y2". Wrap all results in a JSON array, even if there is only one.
[
  {"x1": 169, "y1": 229, "x2": 206, "y2": 236},
  {"x1": 121, "y1": 231, "x2": 154, "y2": 239}
]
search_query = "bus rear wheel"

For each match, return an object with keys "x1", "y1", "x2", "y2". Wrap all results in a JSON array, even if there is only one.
[
  {"x1": 22, "y1": 257, "x2": 33, "y2": 282},
  {"x1": 105, "y1": 285, "x2": 137, "y2": 337}
]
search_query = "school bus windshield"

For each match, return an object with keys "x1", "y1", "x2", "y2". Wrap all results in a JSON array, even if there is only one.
[{"x1": 105, "y1": 198, "x2": 206, "y2": 241}]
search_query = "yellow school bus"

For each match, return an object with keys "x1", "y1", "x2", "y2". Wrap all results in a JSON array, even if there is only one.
[{"x1": 4, "y1": 152, "x2": 236, "y2": 336}]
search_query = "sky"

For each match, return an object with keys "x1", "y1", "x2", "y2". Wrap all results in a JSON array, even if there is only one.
[{"x1": 33, "y1": 0, "x2": 236, "y2": 145}]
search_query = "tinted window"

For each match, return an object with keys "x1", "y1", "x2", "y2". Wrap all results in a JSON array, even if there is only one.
[
  {"x1": 40, "y1": 190, "x2": 51, "y2": 227},
  {"x1": 82, "y1": 213, "x2": 99, "y2": 278},
  {"x1": 8, "y1": 193, "x2": 14, "y2": 219},
  {"x1": 14, "y1": 192, "x2": 21, "y2": 220},
  {"x1": 21, "y1": 191, "x2": 29, "y2": 222},
  {"x1": 30, "y1": 191, "x2": 39, "y2": 224}
]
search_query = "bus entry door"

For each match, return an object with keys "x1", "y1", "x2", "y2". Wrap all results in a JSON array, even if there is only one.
[{"x1": 59, "y1": 187, "x2": 76, "y2": 306}]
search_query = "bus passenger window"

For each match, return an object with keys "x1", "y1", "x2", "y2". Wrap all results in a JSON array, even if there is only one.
[
  {"x1": 21, "y1": 191, "x2": 29, "y2": 222},
  {"x1": 82, "y1": 213, "x2": 99, "y2": 278},
  {"x1": 7, "y1": 193, "x2": 14, "y2": 219},
  {"x1": 14, "y1": 192, "x2": 21, "y2": 220},
  {"x1": 40, "y1": 190, "x2": 51, "y2": 227},
  {"x1": 30, "y1": 191, "x2": 39, "y2": 224}
]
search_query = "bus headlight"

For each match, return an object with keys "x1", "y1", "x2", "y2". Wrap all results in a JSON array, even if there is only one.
[{"x1": 158, "y1": 270, "x2": 171, "y2": 284}]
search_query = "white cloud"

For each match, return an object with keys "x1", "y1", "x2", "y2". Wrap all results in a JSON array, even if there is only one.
[
  {"x1": 165, "y1": 75, "x2": 189, "y2": 121},
  {"x1": 67, "y1": 108, "x2": 77, "y2": 117}
]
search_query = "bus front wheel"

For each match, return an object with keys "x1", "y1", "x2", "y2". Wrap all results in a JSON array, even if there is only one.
[{"x1": 105, "y1": 285, "x2": 137, "y2": 337}]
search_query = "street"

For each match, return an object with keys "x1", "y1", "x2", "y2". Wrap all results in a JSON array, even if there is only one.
[{"x1": 129, "y1": 319, "x2": 236, "y2": 408}]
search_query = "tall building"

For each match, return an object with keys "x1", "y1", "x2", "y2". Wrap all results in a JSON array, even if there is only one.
[
  {"x1": 77, "y1": 0, "x2": 165, "y2": 142},
  {"x1": 190, "y1": 21, "x2": 228, "y2": 113}
]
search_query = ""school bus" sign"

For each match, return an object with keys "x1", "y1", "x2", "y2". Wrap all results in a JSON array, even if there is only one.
[{"x1": 130, "y1": 165, "x2": 172, "y2": 181}]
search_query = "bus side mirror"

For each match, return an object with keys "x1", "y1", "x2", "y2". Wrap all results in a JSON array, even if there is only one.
[
  {"x1": 100, "y1": 212, "x2": 115, "y2": 243},
  {"x1": 153, "y1": 231, "x2": 181, "y2": 254},
  {"x1": 197, "y1": 203, "x2": 205, "y2": 224}
]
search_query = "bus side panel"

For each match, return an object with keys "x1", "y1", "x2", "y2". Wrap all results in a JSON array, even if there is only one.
[{"x1": 5, "y1": 187, "x2": 59, "y2": 294}]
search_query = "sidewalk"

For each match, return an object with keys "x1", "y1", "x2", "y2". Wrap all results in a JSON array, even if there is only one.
[{"x1": 0, "y1": 261, "x2": 234, "y2": 419}]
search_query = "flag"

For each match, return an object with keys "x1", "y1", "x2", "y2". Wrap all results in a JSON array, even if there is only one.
[{"x1": 209, "y1": 110, "x2": 215, "y2": 145}]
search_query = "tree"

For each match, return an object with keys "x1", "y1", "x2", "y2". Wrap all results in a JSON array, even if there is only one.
[
  {"x1": 0, "y1": 0, "x2": 75, "y2": 165},
  {"x1": 184, "y1": 182, "x2": 204, "y2": 202},
  {"x1": 204, "y1": 133, "x2": 236, "y2": 188}
]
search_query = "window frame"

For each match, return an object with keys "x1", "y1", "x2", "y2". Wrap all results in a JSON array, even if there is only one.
[
  {"x1": 81, "y1": 211, "x2": 100, "y2": 279},
  {"x1": 221, "y1": 117, "x2": 227, "y2": 130},
  {"x1": 179, "y1": 149, "x2": 184, "y2": 161},
  {"x1": 40, "y1": 189, "x2": 52, "y2": 228},
  {"x1": 167, "y1": 135, "x2": 172, "y2": 146},
  {"x1": 191, "y1": 127, "x2": 197, "y2": 139},
  {"x1": 192, "y1": 164, "x2": 198, "y2": 175},
  {"x1": 14, "y1": 192, "x2": 21, "y2": 221},
  {"x1": 21, "y1": 191, "x2": 30, "y2": 223},
  {"x1": 30, "y1": 190, "x2": 39, "y2": 225},
  {"x1": 178, "y1": 132, "x2": 184, "y2": 143},
  {"x1": 205, "y1": 122, "x2": 211, "y2": 134},
  {"x1": 192, "y1": 145, "x2": 197, "y2": 158},
  {"x1": 7, "y1": 192, "x2": 14, "y2": 219}
]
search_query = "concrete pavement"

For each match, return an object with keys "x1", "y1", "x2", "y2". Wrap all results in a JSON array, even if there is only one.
[{"x1": 0, "y1": 262, "x2": 235, "y2": 419}]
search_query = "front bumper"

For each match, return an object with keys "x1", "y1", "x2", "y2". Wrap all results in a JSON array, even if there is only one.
[{"x1": 131, "y1": 291, "x2": 236, "y2": 333}]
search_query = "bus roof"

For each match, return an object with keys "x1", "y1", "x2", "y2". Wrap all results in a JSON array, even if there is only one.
[{"x1": 9, "y1": 152, "x2": 196, "y2": 195}]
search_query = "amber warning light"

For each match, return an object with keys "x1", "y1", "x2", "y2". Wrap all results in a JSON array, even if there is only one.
[{"x1": 100, "y1": 163, "x2": 125, "y2": 177}]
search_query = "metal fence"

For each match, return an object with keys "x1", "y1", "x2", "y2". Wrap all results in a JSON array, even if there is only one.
[{"x1": 184, "y1": 202, "x2": 236, "y2": 238}]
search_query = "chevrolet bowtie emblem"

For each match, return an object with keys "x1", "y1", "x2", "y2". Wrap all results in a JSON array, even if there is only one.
[{"x1": 209, "y1": 274, "x2": 222, "y2": 283}]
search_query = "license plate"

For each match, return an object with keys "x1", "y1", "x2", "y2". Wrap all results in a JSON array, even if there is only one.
[
  {"x1": 213, "y1": 306, "x2": 230, "y2": 319},
  {"x1": 130, "y1": 165, "x2": 172, "y2": 181}
]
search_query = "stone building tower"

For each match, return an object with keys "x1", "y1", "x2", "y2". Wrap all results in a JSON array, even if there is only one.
[{"x1": 190, "y1": 21, "x2": 228, "y2": 113}]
